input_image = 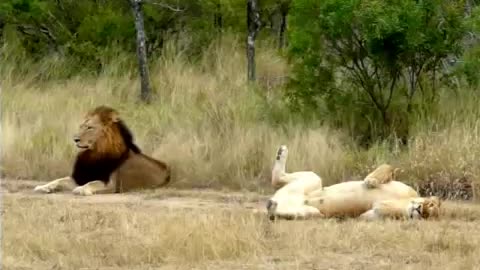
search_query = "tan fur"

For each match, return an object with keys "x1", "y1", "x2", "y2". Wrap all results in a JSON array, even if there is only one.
[
  {"x1": 34, "y1": 106, "x2": 170, "y2": 196},
  {"x1": 267, "y1": 163, "x2": 420, "y2": 220},
  {"x1": 271, "y1": 145, "x2": 323, "y2": 192},
  {"x1": 363, "y1": 164, "x2": 402, "y2": 189},
  {"x1": 359, "y1": 196, "x2": 442, "y2": 221},
  {"x1": 305, "y1": 180, "x2": 419, "y2": 218},
  {"x1": 419, "y1": 196, "x2": 441, "y2": 219}
]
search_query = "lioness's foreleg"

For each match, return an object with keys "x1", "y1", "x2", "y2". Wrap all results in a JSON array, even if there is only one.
[
  {"x1": 267, "y1": 199, "x2": 323, "y2": 221},
  {"x1": 72, "y1": 180, "x2": 115, "y2": 196},
  {"x1": 358, "y1": 209, "x2": 380, "y2": 221},
  {"x1": 33, "y1": 176, "x2": 77, "y2": 193}
]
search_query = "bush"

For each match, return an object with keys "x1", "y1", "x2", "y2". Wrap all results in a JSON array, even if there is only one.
[{"x1": 286, "y1": 0, "x2": 467, "y2": 144}]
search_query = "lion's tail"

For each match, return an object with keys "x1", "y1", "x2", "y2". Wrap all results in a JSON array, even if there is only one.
[{"x1": 164, "y1": 165, "x2": 172, "y2": 185}]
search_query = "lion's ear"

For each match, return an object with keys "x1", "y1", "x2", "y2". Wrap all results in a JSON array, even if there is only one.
[{"x1": 110, "y1": 112, "x2": 120, "y2": 123}]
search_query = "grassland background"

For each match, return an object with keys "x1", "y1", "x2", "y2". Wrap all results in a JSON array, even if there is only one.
[
  {"x1": 2, "y1": 35, "x2": 480, "y2": 194},
  {"x1": 3, "y1": 32, "x2": 480, "y2": 270}
]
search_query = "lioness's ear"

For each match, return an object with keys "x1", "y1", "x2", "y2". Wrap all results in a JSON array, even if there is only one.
[{"x1": 432, "y1": 196, "x2": 441, "y2": 207}]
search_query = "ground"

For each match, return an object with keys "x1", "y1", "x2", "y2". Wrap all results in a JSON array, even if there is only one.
[{"x1": 2, "y1": 180, "x2": 480, "y2": 270}]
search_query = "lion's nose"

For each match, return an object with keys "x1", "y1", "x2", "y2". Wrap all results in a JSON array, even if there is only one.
[{"x1": 73, "y1": 137, "x2": 80, "y2": 143}]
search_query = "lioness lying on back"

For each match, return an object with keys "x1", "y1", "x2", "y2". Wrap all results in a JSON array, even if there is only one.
[
  {"x1": 266, "y1": 145, "x2": 420, "y2": 221},
  {"x1": 359, "y1": 196, "x2": 441, "y2": 221},
  {"x1": 34, "y1": 105, "x2": 171, "y2": 196}
]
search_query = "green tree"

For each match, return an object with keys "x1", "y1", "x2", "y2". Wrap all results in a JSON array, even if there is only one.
[{"x1": 286, "y1": 0, "x2": 467, "y2": 143}]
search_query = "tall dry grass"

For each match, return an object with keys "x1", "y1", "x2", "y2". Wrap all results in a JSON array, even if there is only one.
[
  {"x1": 3, "y1": 35, "x2": 480, "y2": 194},
  {"x1": 3, "y1": 192, "x2": 480, "y2": 269},
  {"x1": 0, "y1": 36, "x2": 352, "y2": 191}
]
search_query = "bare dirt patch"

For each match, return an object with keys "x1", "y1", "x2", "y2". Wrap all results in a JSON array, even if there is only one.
[
  {"x1": 1, "y1": 179, "x2": 270, "y2": 212},
  {"x1": 3, "y1": 179, "x2": 480, "y2": 270}
]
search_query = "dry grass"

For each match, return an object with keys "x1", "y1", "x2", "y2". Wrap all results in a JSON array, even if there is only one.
[
  {"x1": 3, "y1": 36, "x2": 480, "y2": 269},
  {"x1": 3, "y1": 180, "x2": 480, "y2": 270},
  {"x1": 3, "y1": 36, "x2": 480, "y2": 193},
  {"x1": 0, "y1": 36, "x2": 351, "y2": 191}
]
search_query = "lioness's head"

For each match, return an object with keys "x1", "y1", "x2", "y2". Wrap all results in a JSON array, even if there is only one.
[
  {"x1": 421, "y1": 196, "x2": 441, "y2": 219},
  {"x1": 408, "y1": 196, "x2": 441, "y2": 220},
  {"x1": 73, "y1": 106, "x2": 131, "y2": 156}
]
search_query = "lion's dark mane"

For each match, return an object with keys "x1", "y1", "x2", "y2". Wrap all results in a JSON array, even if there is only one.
[{"x1": 71, "y1": 119, "x2": 141, "y2": 186}]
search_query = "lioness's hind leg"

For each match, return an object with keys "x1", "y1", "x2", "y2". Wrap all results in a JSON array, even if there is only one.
[
  {"x1": 364, "y1": 165, "x2": 400, "y2": 189},
  {"x1": 72, "y1": 180, "x2": 115, "y2": 196},
  {"x1": 34, "y1": 177, "x2": 77, "y2": 194}
]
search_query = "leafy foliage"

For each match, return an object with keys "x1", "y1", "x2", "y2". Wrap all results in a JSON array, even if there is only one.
[
  {"x1": 0, "y1": 0, "x2": 286, "y2": 61},
  {"x1": 287, "y1": 0, "x2": 468, "y2": 144},
  {"x1": 2, "y1": 0, "x2": 480, "y2": 148}
]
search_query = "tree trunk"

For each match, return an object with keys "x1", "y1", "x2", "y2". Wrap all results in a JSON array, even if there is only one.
[
  {"x1": 278, "y1": 12, "x2": 287, "y2": 49},
  {"x1": 131, "y1": 0, "x2": 152, "y2": 103},
  {"x1": 214, "y1": 3, "x2": 223, "y2": 30},
  {"x1": 247, "y1": 0, "x2": 261, "y2": 82},
  {"x1": 0, "y1": 21, "x2": 4, "y2": 47},
  {"x1": 278, "y1": 1, "x2": 289, "y2": 49}
]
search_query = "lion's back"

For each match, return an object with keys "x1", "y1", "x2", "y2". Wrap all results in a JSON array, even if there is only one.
[{"x1": 114, "y1": 152, "x2": 171, "y2": 192}]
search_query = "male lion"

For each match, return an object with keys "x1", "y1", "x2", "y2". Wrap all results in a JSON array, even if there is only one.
[
  {"x1": 266, "y1": 146, "x2": 419, "y2": 220},
  {"x1": 359, "y1": 196, "x2": 441, "y2": 221},
  {"x1": 33, "y1": 106, "x2": 171, "y2": 196}
]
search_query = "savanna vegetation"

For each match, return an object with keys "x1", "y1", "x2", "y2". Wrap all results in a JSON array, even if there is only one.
[
  {"x1": 3, "y1": 1, "x2": 480, "y2": 269},
  {"x1": 2, "y1": 0, "x2": 480, "y2": 196}
]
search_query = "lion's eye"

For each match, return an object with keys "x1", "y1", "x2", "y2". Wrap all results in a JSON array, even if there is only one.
[{"x1": 87, "y1": 126, "x2": 94, "y2": 130}]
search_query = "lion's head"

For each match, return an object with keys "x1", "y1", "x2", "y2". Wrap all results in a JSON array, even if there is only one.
[
  {"x1": 71, "y1": 106, "x2": 142, "y2": 186},
  {"x1": 73, "y1": 106, "x2": 140, "y2": 158},
  {"x1": 408, "y1": 196, "x2": 441, "y2": 220}
]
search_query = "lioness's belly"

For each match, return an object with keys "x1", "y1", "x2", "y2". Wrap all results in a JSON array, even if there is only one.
[{"x1": 307, "y1": 181, "x2": 418, "y2": 218}]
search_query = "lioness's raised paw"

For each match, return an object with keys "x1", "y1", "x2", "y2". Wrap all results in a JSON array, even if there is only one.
[
  {"x1": 34, "y1": 184, "x2": 54, "y2": 194},
  {"x1": 72, "y1": 186, "x2": 93, "y2": 196}
]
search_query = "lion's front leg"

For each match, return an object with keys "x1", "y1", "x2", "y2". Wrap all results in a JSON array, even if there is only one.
[
  {"x1": 34, "y1": 176, "x2": 77, "y2": 194},
  {"x1": 72, "y1": 180, "x2": 115, "y2": 196}
]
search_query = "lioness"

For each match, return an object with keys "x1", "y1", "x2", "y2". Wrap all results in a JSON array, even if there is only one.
[{"x1": 266, "y1": 145, "x2": 419, "y2": 220}]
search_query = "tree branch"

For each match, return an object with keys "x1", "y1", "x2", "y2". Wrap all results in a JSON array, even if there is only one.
[{"x1": 143, "y1": 0, "x2": 185, "y2": 12}]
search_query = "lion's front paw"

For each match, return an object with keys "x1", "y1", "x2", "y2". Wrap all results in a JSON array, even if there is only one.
[
  {"x1": 34, "y1": 184, "x2": 54, "y2": 194},
  {"x1": 72, "y1": 186, "x2": 93, "y2": 196}
]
